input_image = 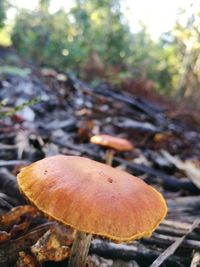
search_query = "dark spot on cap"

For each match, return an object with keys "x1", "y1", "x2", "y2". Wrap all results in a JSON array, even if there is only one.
[{"x1": 108, "y1": 177, "x2": 113, "y2": 183}]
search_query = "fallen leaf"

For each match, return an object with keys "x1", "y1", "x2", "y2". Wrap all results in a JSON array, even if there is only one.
[
  {"x1": 0, "y1": 205, "x2": 40, "y2": 231},
  {"x1": 16, "y1": 251, "x2": 41, "y2": 267},
  {"x1": 31, "y1": 223, "x2": 73, "y2": 262}
]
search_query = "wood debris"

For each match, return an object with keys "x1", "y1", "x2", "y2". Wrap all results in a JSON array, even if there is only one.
[
  {"x1": 31, "y1": 224, "x2": 73, "y2": 262},
  {"x1": 0, "y1": 66, "x2": 200, "y2": 267},
  {"x1": 149, "y1": 219, "x2": 200, "y2": 267}
]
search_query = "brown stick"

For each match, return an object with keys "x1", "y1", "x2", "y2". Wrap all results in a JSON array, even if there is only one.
[{"x1": 68, "y1": 230, "x2": 92, "y2": 267}]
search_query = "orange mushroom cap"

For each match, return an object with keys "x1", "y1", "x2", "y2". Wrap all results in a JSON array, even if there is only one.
[
  {"x1": 17, "y1": 155, "x2": 167, "y2": 242},
  {"x1": 90, "y1": 134, "x2": 133, "y2": 151}
]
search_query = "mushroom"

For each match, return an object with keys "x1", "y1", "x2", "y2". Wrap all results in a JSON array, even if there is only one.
[
  {"x1": 17, "y1": 155, "x2": 167, "y2": 267},
  {"x1": 90, "y1": 134, "x2": 133, "y2": 165}
]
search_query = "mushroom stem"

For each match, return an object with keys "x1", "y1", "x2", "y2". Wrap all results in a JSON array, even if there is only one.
[
  {"x1": 105, "y1": 149, "x2": 114, "y2": 166},
  {"x1": 68, "y1": 230, "x2": 92, "y2": 267}
]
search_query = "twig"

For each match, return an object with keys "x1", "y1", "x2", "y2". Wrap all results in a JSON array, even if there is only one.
[
  {"x1": 190, "y1": 251, "x2": 200, "y2": 267},
  {"x1": 149, "y1": 219, "x2": 200, "y2": 267}
]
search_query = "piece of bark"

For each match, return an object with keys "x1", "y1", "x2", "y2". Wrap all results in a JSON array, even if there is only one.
[
  {"x1": 31, "y1": 223, "x2": 72, "y2": 263},
  {"x1": 0, "y1": 222, "x2": 54, "y2": 267},
  {"x1": 15, "y1": 251, "x2": 41, "y2": 267},
  {"x1": 0, "y1": 205, "x2": 39, "y2": 230}
]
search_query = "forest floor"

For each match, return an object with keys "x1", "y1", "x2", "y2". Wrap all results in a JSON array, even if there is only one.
[{"x1": 0, "y1": 48, "x2": 200, "y2": 267}]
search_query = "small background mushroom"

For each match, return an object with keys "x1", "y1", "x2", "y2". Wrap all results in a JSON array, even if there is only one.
[{"x1": 90, "y1": 134, "x2": 134, "y2": 165}]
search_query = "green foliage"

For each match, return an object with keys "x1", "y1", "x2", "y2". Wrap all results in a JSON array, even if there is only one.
[
  {"x1": 70, "y1": 0, "x2": 132, "y2": 64},
  {"x1": 0, "y1": 0, "x2": 7, "y2": 28},
  {"x1": 121, "y1": 25, "x2": 176, "y2": 95},
  {"x1": 162, "y1": 6, "x2": 200, "y2": 100},
  {"x1": 11, "y1": 9, "x2": 70, "y2": 67},
  {"x1": 0, "y1": 97, "x2": 40, "y2": 118},
  {"x1": 11, "y1": 0, "x2": 132, "y2": 70},
  {"x1": 0, "y1": 65, "x2": 31, "y2": 76}
]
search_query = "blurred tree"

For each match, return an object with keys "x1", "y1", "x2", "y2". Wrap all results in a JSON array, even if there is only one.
[
  {"x1": 172, "y1": 5, "x2": 200, "y2": 101},
  {"x1": 11, "y1": 8, "x2": 72, "y2": 67},
  {"x1": 124, "y1": 24, "x2": 176, "y2": 95},
  {"x1": 0, "y1": 0, "x2": 7, "y2": 28},
  {"x1": 11, "y1": 0, "x2": 132, "y2": 69},
  {"x1": 65, "y1": 0, "x2": 133, "y2": 67},
  {"x1": 39, "y1": 0, "x2": 51, "y2": 13}
]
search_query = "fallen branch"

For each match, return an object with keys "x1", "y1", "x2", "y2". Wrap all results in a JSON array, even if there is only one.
[
  {"x1": 90, "y1": 239, "x2": 182, "y2": 267},
  {"x1": 144, "y1": 232, "x2": 200, "y2": 250},
  {"x1": 156, "y1": 224, "x2": 200, "y2": 241},
  {"x1": 149, "y1": 219, "x2": 200, "y2": 267}
]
